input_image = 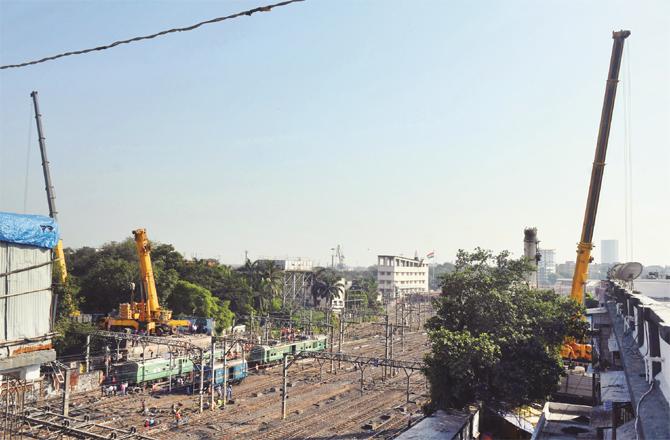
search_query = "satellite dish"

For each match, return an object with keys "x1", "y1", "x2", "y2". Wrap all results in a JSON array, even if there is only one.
[
  {"x1": 608, "y1": 264, "x2": 623, "y2": 279},
  {"x1": 615, "y1": 262, "x2": 643, "y2": 281}
]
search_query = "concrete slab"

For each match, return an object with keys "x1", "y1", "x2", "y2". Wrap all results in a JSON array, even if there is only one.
[{"x1": 0, "y1": 348, "x2": 55, "y2": 374}]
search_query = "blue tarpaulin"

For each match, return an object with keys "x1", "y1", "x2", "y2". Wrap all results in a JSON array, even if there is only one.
[{"x1": 0, "y1": 211, "x2": 59, "y2": 249}]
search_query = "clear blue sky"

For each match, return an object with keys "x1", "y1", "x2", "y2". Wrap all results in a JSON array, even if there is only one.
[{"x1": 1, "y1": 1, "x2": 668, "y2": 267}]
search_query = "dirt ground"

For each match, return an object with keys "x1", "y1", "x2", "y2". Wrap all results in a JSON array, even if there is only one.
[{"x1": 39, "y1": 316, "x2": 432, "y2": 440}]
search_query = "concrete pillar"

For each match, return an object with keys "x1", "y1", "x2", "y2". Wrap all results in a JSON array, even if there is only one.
[
  {"x1": 524, "y1": 227, "x2": 540, "y2": 287},
  {"x1": 62, "y1": 369, "x2": 71, "y2": 417}
]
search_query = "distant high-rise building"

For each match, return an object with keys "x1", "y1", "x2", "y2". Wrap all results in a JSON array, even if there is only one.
[
  {"x1": 601, "y1": 240, "x2": 619, "y2": 264},
  {"x1": 538, "y1": 249, "x2": 556, "y2": 286}
]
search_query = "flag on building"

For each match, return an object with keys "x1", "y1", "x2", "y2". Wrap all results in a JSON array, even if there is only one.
[{"x1": 427, "y1": 251, "x2": 435, "y2": 259}]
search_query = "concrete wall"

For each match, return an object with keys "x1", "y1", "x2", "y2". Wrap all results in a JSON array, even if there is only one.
[
  {"x1": 609, "y1": 281, "x2": 670, "y2": 403},
  {"x1": 0, "y1": 242, "x2": 55, "y2": 379}
]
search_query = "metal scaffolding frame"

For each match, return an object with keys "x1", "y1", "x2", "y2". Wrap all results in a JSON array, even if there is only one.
[{"x1": 281, "y1": 271, "x2": 314, "y2": 308}]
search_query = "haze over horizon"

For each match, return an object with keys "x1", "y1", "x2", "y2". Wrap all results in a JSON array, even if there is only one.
[{"x1": 1, "y1": 1, "x2": 668, "y2": 268}]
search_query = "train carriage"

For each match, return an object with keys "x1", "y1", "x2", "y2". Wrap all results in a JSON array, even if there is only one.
[
  {"x1": 207, "y1": 358, "x2": 247, "y2": 384},
  {"x1": 248, "y1": 335, "x2": 327, "y2": 366},
  {"x1": 113, "y1": 356, "x2": 247, "y2": 386}
]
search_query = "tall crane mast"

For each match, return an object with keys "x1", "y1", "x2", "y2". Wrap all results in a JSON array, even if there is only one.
[
  {"x1": 132, "y1": 228, "x2": 162, "y2": 321},
  {"x1": 30, "y1": 91, "x2": 67, "y2": 283},
  {"x1": 570, "y1": 30, "x2": 630, "y2": 305}
]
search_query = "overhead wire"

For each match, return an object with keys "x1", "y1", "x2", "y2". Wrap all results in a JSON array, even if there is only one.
[{"x1": 0, "y1": 0, "x2": 305, "y2": 70}]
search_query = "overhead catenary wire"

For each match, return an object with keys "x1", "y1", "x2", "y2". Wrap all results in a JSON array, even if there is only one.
[{"x1": 0, "y1": 0, "x2": 305, "y2": 70}]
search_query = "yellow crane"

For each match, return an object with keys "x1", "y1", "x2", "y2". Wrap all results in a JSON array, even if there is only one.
[
  {"x1": 101, "y1": 228, "x2": 190, "y2": 334},
  {"x1": 561, "y1": 30, "x2": 630, "y2": 361}
]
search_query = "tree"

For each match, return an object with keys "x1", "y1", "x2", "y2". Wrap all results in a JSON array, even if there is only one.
[
  {"x1": 79, "y1": 257, "x2": 137, "y2": 313},
  {"x1": 237, "y1": 260, "x2": 283, "y2": 313},
  {"x1": 425, "y1": 248, "x2": 587, "y2": 411},
  {"x1": 167, "y1": 280, "x2": 234, "y2": 332},
  {"x1": 311, "y1": 267, "x2": 342, "y2": 308},
  {"x1": 53, "y1": 320, "x2": 100, "y2": 357},
  {"x1": 258, "y1": 261, "x2": 283, "y2": 311}
]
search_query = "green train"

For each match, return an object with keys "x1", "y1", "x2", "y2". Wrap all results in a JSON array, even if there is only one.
[
  {"x1": 248, "y1": 335, "x2": 328, "y2": 366},
  {"x1": 113, "y1": 355, "x2": 247, "y2": 385}
]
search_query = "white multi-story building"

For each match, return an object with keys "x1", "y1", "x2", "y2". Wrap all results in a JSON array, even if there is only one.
[
  {"x1": 600, "y1": 240, "x2": 619, "y2": 264},
  {"x1": 538, "y1": 249, "x2": 556, "y2": 286},
  {"x1": 377, "y1": 255, "x2": 429, "y2": 300},
  {"x1": 272, "y1": 258, "x2": 313, "y2": 272}
]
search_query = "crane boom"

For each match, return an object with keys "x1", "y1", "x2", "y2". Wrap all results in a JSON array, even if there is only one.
[
  {"x1": 570, "y1": 30, "x2": 630, "y2": 305},
  {"x1": 132, "y1": 229, "x2": 161, "y2": 320},
  {"x1": 30, "y1": 91, "x2": 67, "y2": 283}
]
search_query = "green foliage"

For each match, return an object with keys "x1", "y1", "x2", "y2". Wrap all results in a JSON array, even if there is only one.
[
  {"x1": 585, "y1": 293, "x2": 599, "y2": 308},
  {"x1": 53, "y1": 320, "x2": 99, "y2": 356},
  {"x1": 348, "y1": 275, "x2": 381, "y2": 311},
  {"x1": 425, "y1": 248, "x2": 588, "y2": 411},
  {"x1": 52, "y1": 265, "x2": 80, "y2": 319},
  {"x1": 79, "y1": 257, "x2": 137, "y2": 313},
  {"x1": 168, "y1": 281, "x2": 234, "y2": 332},
  {"x1": 430, "y1": 262, "x2": 456, "y2": 290},
  {"x1": 237, "y1": 259, "x2": 285, "y2": 313},
  {"x1": 311, "y1": 267, "x2": 342, "y2": 308}
]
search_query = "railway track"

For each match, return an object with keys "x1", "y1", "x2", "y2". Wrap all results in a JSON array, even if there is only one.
[{"x1": 47, "y1": 323, "x2": 430, "y2": 439}]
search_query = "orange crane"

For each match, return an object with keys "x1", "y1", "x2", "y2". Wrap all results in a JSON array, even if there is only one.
[
  {"x1": 101, "y1": 228, "x2": 190, "y2": 334},
  {"x1": 561, "y1": 30, "x2": 630, "y2": 361}
]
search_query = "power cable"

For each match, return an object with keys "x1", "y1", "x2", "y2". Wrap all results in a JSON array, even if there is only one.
[{"x1": 0, "y1": 0, "x2": 305, "y2": 70}]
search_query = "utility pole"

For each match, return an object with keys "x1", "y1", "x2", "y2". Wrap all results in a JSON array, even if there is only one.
[
  {"x1": 401, "y1": 301, "x2": 405, "y2": 352},
  {"x1": 329, "y1": 315, "x2": 334, "y2": 374},
  {"x1": 85, "y1": 335, "x2": 91, "y2": 373},
  {"x1": 198, "y1": 349, "x2": 205, "y2": 413},
  {"x1": 281, "y1": 354, "x2": 288, "y2": 420},
  {"x1": 168, "y1": 351, "x2": 173, "y2": 393},
  {"x1": 222, "y1": 339, "x2": 228, "y2": 408},
  {"x1": 210, "y1": 339, "x2": 215, "y2": 411},
  {"x1": 390, "y1": 324, "x2": 394, "y2": 376},
  {"x1": 408, "y1": 294, "x2": 413, "y2": 330},
  {"x1": 383, "y1": 314, "x2": 389, "y2": 380},
  {"x1": 338, "y1": 317, "x2": 344, "y2": 371}
]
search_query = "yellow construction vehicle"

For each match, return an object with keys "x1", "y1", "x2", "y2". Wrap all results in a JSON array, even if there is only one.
[
  {"x1": 561, "y1": 30, "x2": 631, "y2": 362},
  {"x1": 101, "y1": 228, "x2": 190, "y2": 334}
]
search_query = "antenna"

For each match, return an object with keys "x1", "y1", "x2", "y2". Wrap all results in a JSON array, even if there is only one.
[{"x1": 614, "y1": 262, "x2": 643, "y2": 281}]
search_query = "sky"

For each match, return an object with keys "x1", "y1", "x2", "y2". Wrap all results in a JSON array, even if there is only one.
[{"x1": 1, "y1": 0, "x2": 668, "y2": 268}]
